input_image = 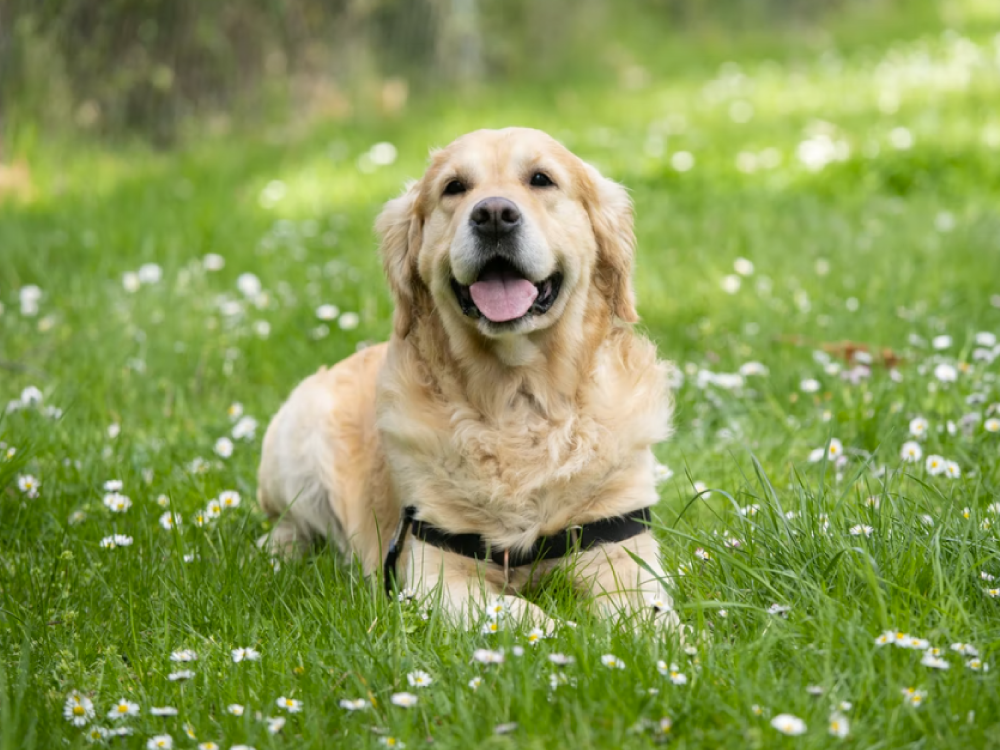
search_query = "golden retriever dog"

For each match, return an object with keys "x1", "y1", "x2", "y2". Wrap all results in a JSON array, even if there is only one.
[{"x1": 257, "y1": 127, "x2": 678, "y2": 631}]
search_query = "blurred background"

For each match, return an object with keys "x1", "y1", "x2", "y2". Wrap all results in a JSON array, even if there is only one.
[{"x1": 2, "y1": 0, "x2": 996, "y2": 146}]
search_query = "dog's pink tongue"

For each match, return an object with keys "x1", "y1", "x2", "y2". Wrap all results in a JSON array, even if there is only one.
[{"x1": 469, "y1": 266, "x2": 538, "y2": 323}]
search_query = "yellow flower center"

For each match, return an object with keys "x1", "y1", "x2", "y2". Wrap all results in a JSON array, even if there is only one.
[
  {"x1": 73, "y1": 705, "x2": 85, "y2": 716},
  {"x1": 118, "y1": 704, "x2": 128, "y2": 712}
]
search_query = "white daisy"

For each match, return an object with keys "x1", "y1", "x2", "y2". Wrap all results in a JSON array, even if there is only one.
[
  {"x1": 231, "y1": 416, "x2": 258, "y2": 441},
  {"x1": 771, "y1": 714, "x2": 807, "y2": 735},
  {"x1": 266, "y1": 716, "x2": 286, "y2": 734},
  {"x1": 218, "y1": 490, "x2": 241, "y2": 509},
  {"x1": 809, "y1": 438, "x2": 843, "y2": 463},
  {"x1": 481, "y1": 619, "x2": 503, "y2": 635},
  {"x1": 146, "y1": 735, "x2": 173, "y2": 750},
  {"x1": 167, "y1": 670, "x2": 194, "y2": 681},
  {"x1": 966, "y1": 658, "x2": 989, "y2": 671},
  {"x1": 379, "y1": 738, "x2": 405, "y2": 748},
  {"x1": 525, "y1": 628, "x2": 546, "y2": 645},
  {"x1": 214, "y1": 437, "x2": 234, "y2": 458},
  {"x1": 934, "y1": 363, "x2": 958, "y2": 383},
  {"x1": 205, "y1": 499, "x2": 222, "y2": 519},
  {"x1": 468, "y1": 676, "x2": 482, "y2": 690},
  {"x1": 925, "y1": 455, "x2": 946, "y2": 475},
  {"x1": 159, "y1": 512, "x2": 182, "y2": 530},
  {"x1": 944, "y1": 461, "x2": 961, "y2": 479},
  {"x1": 484, "y1": 599, "x2": 509, "y2": 619},
  {"x1": 108, "y1": 698, "x2": 139, "y2": 719},
  {"x1": 236, "y1": 272, "x2": 262, "y2": 297},
  {"x1": 653, "y1": 462, "x2": 674, "y2": 483},
  {"x1": 390, "y1": 692, "x2": 418, "y2": 708},
  {"x1": 316, "y1": 303, "x2": 340, "y2": 321},
  {"x1": 657, "y1": 661, "x2": 688, "y2": 685},
  {"x1": 950, "y1": 643, "x2": 978, "y2": 656},
  {"x1": 227, "y1": 704, "x2": 244, "y2": 716},
  {"x1": 900, "y1": 441, "x2": 923, "y2": 462},
  {"x1": 909, "y1": 417, "x2": 929, "y2": 438},
  {"x1": 339, "y1": 698, "x2": 368, "y2": 711},
  {"x1": 17, "y1": 474, "x2": 40, "y2": 498},
  {"x1": 231, "y1": 647, "x2": 261, "y2": 663},
  {"x1": 600, "y1": 654, "x2": 626, "y2": 669},
  {"x1": 849, "y1": 524, "x2": 874, "y2": 537},
  {"x1": 203, "y1": 253, "x2": 225, "y2": 271},
  {"x1": 985, "y1": 418, "x2": 1000, "y2": 433},
  {"x1": 828, "y1": 712, "x2": 849, "y2": 738},
  {"x1": 800, "y1": 379, "x2": 821, "y2": 393},
  {"x1": 548, "y1": 653, "x2": 574, "y2": 666},
  {"x1": 104, "y1": 492, "x2": 132, "y2": 513},
  {"x1": 84, "y1": 726, "x2": 109, "y2": 742},
  {"x1": 407, "y1": 670, "x2": 433, "y2": 688},
  {"x1": 875, "y1": 630, "x2": 895, "y2": 646},
  {"x1": 150, "y1": 707, "x2": 178, "y2": 716},
  {"x1": 549, "y1": 672, "x2": 570, "y2": 690},
  {"x1": 920, "y1": 653, "x2": 950, "y2": 670},
  {"x1": 901, "y1": 687, "x2": 926, "y2": 707},
  {"x1": 472, "y1": 648, "x2": 505, "y2": 664},
  {"x1": 275, "y1": 696, "x2": 302, "y2": 713},
  {"x1": 170, "y1": 649, "x2": 197, "y2": 662},
  {"x1": 64, "y1": 690, "x2": 95, "y2": 726}
]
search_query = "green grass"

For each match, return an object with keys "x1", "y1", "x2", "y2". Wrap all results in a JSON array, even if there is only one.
[{"x1": 3, "y1": 5, "x2": 1000, "y2": 749}]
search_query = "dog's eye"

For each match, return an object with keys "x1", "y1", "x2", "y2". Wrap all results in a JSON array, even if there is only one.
[
  {"x1": 530, "y1": 172, "x2": 555, "y2": 188},
  {"x1": 443, "y1": 180, "x2": 467, "y2": 196}
]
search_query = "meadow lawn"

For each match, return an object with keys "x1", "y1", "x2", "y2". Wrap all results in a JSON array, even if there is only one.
[{"x1": 2, "y1": 7, "x2": 1000, "y2": 749}]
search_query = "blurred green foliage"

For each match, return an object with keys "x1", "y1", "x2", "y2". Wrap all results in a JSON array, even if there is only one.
[{"x1": 0, "y1": 0, "x2": 915, "y2": 144}]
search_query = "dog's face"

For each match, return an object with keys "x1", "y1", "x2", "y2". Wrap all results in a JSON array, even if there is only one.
[{"x1": 377, "y1": 128, "x2": 637, "y2": 341}]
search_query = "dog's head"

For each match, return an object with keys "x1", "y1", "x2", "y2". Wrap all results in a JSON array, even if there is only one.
[{"x1": 376, "y1": 128, "x2": 637, "y2": 342}]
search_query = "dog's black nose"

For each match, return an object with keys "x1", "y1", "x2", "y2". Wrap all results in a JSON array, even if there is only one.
[{"x1": 469, "y1": 197, "x2": 521, "y2": 238}]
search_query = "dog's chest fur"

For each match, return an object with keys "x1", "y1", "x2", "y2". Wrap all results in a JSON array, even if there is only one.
[{"x1": 377, "y1": 334, "x2": 672, "y2": 550}]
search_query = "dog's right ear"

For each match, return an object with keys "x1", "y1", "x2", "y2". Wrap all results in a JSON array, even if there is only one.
[{"x1": 375, "y1": 182, "x2": 422, "y2": 339}]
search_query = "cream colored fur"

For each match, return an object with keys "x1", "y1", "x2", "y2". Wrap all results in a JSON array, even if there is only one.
[{"x1": 258, "y1": 128, "x2": 678, "y2": 630}]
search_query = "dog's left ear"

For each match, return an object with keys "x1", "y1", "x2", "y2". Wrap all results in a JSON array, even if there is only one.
[
  {"x1": 375, "y1": 182, "x2": 423, "y2": 338},
  {"x1": 584, "y1": 165, "x2": 639, "y2": 323}
]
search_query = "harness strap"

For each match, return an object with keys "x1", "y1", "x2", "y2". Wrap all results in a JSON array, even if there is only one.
[
  {"x1": 383, "y1": 505, "x2": 417, "y2": 597},
  {"x1": 384, "y1": 506, "x2": 651, "y2": 596}
]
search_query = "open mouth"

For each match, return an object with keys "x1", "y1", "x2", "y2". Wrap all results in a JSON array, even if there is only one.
[{"x1": 451, "y1": 258, "x2": 563, "y2": 324}]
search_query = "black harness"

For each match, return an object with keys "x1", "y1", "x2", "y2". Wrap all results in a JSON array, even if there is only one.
[{"x1": 383, "y1": 505, "x2": 651, "y2": 596}]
